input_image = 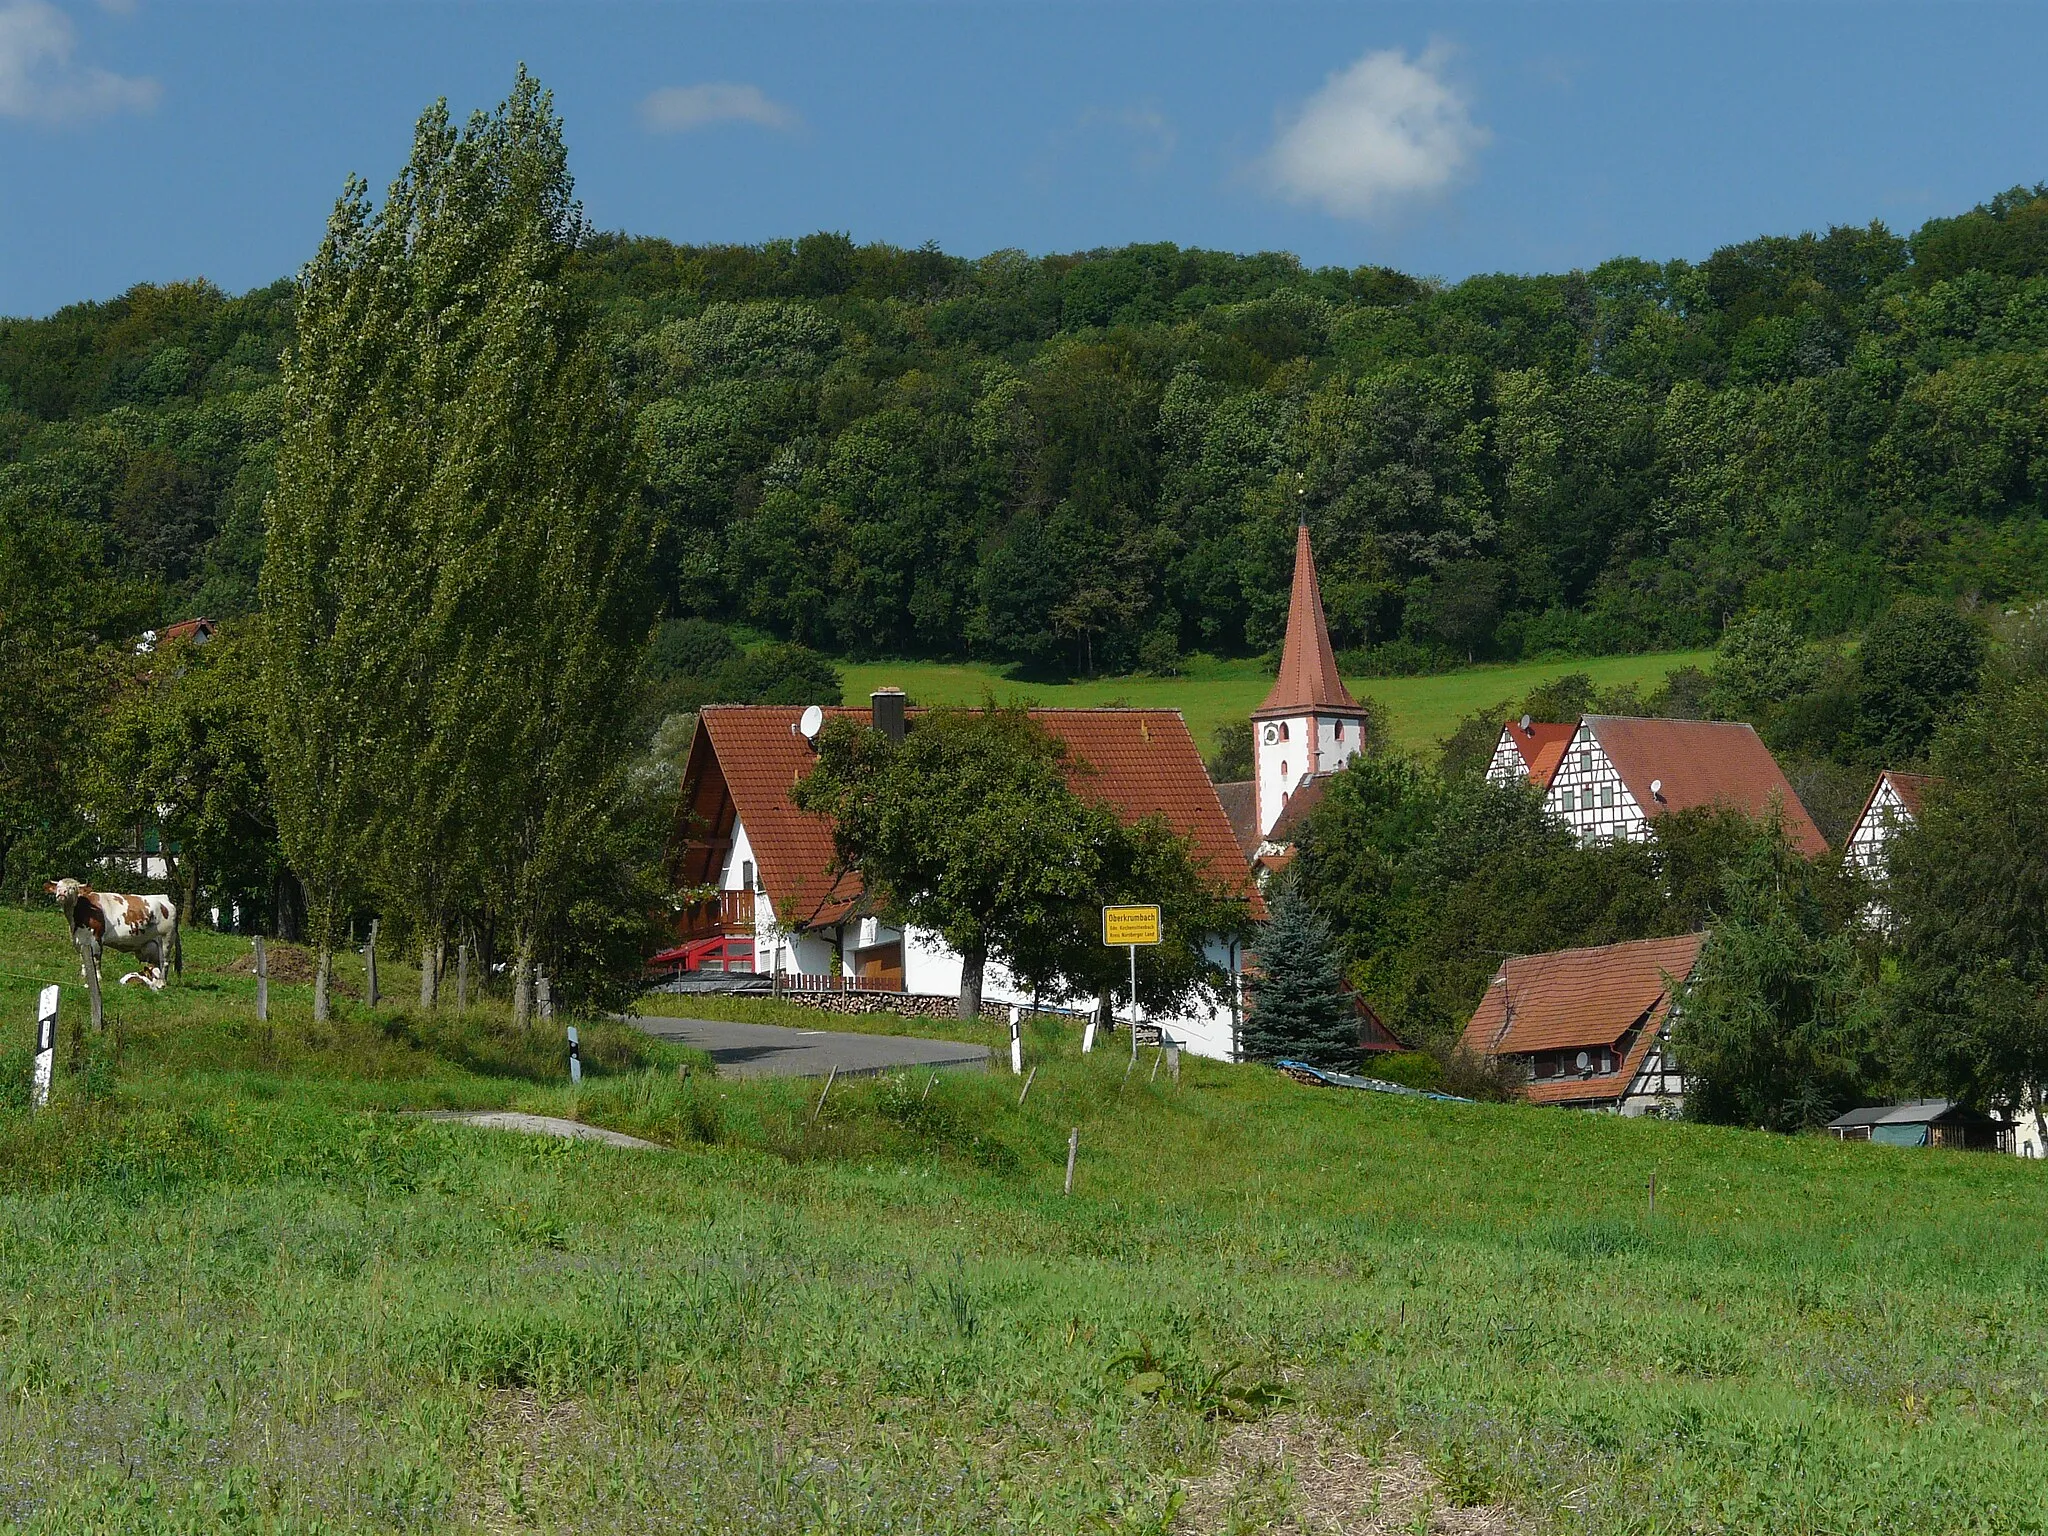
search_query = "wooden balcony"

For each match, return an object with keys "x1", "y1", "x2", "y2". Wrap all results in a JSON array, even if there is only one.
[
  {"x1": 673, "y1": 889, "x2": 756, "y2": 940},
  {"x1": 778, "y1": 972, "x2": 905, "y2": 995}
]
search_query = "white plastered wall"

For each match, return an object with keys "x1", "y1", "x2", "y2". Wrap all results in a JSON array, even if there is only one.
[{"x1": 1254, "y1": 715, "x2": 1308, "y2": 836}]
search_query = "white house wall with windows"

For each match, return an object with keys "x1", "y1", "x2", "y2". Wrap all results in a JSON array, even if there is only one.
[{"x1": 668, "y1": 696, "x2": 1261, "y2": 1061}]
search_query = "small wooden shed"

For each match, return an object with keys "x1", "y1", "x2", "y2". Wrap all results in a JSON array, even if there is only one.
[{"x1": 1827, "y1": 1100, "x2": 2012, "y2": 1152}]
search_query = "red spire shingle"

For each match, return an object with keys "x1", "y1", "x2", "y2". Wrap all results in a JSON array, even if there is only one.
[{"x1": 1256, "y1": 523, "x2": 1361, "y2": 716}]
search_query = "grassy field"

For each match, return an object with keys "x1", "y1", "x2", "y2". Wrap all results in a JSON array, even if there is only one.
[
  {"x1": 836, "y1": 651, "x2": 1716, "y2": 760},
  {"x1": 4, "y1": 908, "x2": 2048, "y2": 1533}
]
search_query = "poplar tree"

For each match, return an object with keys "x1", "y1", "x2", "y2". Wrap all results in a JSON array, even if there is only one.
[
  {"x1": 261, "y1": 168, "x2": 420, "y2": 1016},
  {"x1": 264, "y1": 70, "x2": 649, "y2": 1021}
]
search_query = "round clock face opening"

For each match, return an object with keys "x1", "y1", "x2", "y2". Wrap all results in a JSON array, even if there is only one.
[{"x1": 1262, "y1": 724, "x2": 1281, "y2": 745}]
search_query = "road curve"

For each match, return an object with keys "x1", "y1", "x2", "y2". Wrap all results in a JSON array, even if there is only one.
[{"x1": 633, "y1": 1014, "x2": 991, "y2": 1080}]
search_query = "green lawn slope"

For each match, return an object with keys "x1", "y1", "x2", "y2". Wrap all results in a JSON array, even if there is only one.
[
  {"x1": 2, "y1": 907, "x2": 2044, "y2": 1533},
  {"x1": 838, "y1": 650, "x2": 1715, "y2": 759}
]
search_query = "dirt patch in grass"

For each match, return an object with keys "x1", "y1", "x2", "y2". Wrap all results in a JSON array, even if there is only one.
[
  {"x1": 222, "y1": 941, "x2": 359, "y2": 997},
  {"x1": 1178, "y1": 1414, "x2": 1525, "y2": 1535},
  {"x1": 459, "y1": 1387, "x2": 585, "y2": 1532}
]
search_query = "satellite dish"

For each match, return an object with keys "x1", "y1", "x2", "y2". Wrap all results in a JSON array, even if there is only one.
[
  {"x1": 1650, "y1": 778, "x2": 1664, "y2": 800},
  {"x1": 798, "y1": 705, "x2": 824, "y2": 741},
  {"x1": 1576, "y1": 1050, "x2": 1591, "y2": 1072},
  {"x1": 1519, "y1": 714, "x2": 1533, "y2": 733}
]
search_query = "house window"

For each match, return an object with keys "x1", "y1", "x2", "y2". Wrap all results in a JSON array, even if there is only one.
[
  {"x1": 1600, "y1": 784, "x2": 1615, "y2": 809},
  {"x1": 742, "y1": 859, "x2": 756, "y2": 891}
]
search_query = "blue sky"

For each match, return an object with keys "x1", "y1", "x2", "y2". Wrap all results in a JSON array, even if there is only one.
[{"x1": 3, "y1": 2, "x2": 2046, "y2": 317}]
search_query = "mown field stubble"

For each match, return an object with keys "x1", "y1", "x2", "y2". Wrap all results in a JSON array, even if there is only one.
[{"x1": 2, "y1": 910, "x2": 2047, "y2": 1533}]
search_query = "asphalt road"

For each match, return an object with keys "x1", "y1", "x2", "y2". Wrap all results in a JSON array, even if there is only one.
[{"x1": 633, "y1": 1014, "x2": 991, "y2": 1079}]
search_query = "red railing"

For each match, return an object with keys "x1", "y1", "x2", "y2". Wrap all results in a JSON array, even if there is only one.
[{"x1": 673, "y1": 889, "x2": 756, "y2": 940}]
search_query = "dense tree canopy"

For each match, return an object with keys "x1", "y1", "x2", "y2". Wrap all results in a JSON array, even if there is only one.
[{"x1": 14, "y1": 186, "x2": 2048, "y2": 680}]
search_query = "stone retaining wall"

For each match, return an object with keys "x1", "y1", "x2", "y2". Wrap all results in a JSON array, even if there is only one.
[{"x1": 775, "y1": 989, "x2": 1090, "y2": 1026}]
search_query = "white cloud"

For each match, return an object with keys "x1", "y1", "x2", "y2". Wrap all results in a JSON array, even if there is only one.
[
  {"x1": 638, "y1": 82, "x2": 799, "y2": 135},
  {"x1": 0, "y1": 0, "x2": 158, "y2": 123},
  {"x1": 1266, "y1": 45, "x2": 1486, "y2": 219}
]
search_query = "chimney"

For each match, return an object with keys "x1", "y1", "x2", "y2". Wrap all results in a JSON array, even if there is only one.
[{"x1": 870, "y1": 687, "x2": 906, "y2": 743}]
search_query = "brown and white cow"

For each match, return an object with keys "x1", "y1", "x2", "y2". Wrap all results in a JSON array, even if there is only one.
[{"x1": 45, "y1": 879, "x2": 178, "y2": 989}]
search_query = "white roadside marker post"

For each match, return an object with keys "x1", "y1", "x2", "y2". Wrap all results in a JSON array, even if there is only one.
[
  {"x1": 1064, "y1": 1127, "x2": 1079, "y2": 1196},
  {"x1": 1008, "y1": 1006, "x2": 1022, "y2": 1075},
  {"x1": 1082, "y1": 1013, "x2": 1097, "y2": 1054},
  {"x1": 567, "y1": 1024, "x2": 582, "y2": 1085},
  {"x1": 31, "y1": 986, "x2": 56, "y2": 1110}
]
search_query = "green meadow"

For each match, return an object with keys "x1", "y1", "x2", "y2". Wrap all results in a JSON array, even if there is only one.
[
  {"x1": 3, "y1": 907, "x2": 2046, "y2": 1533},
  {"x1": 836, "y1": 650, "x2": 1716, "y2": 760}
]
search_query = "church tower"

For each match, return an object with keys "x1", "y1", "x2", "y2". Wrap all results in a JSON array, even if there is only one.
[{"x1": 1253, "y1": 524, "x2": 1370, "y2": 838}]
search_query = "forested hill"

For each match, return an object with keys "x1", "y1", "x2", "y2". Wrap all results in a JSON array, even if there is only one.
[{"x1": 9, "y1": 186, "x2": 2048, "y2": 673}]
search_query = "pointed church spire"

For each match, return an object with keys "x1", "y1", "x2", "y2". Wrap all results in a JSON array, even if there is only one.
[{"x1": 1257, "y1": 523, "x2": 1359, "y2": 715}]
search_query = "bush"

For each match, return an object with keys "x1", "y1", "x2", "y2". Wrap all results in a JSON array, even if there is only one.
[
  {"x1": 647, "y1": 618, "x2": 741, "y2": 681},
  {"x1": 1366, "y1": 1050, "x2": 1447, "y2": 1091}
]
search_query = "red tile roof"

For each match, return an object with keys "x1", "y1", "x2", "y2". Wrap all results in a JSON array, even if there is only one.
[
  {"x1": 1879, "y1": 769, "x2": 1938, "y2": 821},
  {"x1": 1499, "y1": 719, "x2": 1577, "y2": 789},
  {"x1": 1461, "y1": 932, "x2": 1705, "y2": 1060},
  {"x1": 1214, "y1": 780, "x2": 1259, "y2": 861},
  {"x1": 1265, "y1": 772, "x2": 1329, "y2": 845},
  {"x1": 684, "y1": 705, "x2": 1262, "y2": 931},
  {"x1": 1586, "y1": 716, "x2": 1828, "y2": 856},
  {"x1": 1256, "y1": 524, "x2": 1366, "y2": 719}
]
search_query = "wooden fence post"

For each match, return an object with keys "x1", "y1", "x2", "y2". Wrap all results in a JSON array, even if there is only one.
[
  {"x1": 537, "y1": 971, "x2": 553, "y2": 1022},
  {"x1": 254, "y1": 936, "x2": 268, "y2": 1022},
  {"x1": 1064, "y1": 1127, "x2": 1079, "y2": 1196},
  {"x1": 1017, "y1": 1064, "x2": 1038, "y2": 1106},
  {"x1": 363, "y1": 919, "x2": 379, "y2": 1008},
  {"x1": 79, "y1": 927, "x2": 102, "y2": 1035},
  {"x1": 457, "y1": 943, "x2": 470, "y2": 1011},
  {"x1": 809, "y1": 1064, "x2": 838, "y2": 1127}
]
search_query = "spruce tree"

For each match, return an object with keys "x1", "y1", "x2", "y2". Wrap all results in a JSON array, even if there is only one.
[{"x1": 1243, "y1": 880, "x2": 1356, "y2": 1067}]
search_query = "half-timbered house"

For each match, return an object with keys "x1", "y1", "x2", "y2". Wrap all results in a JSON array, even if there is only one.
[
  {"x1": 1539, "y1": 716, "x2": 1828, "y2": 855},
  {"x1": 1461, "y1": 933, "x2": 1705, "y2": 1115},
  {"x1": 1485, "y1": 716, "x2": 1575, "y2": 791},
  {"x1": 1844, "y1": 770, "x2": 1937, "y2": 882}
]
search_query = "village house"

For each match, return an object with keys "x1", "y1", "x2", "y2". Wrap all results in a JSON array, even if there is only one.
[
  {"x1": 665, "y1": 691, "x2": 1262, "y2": 1060},
  {"x1": 1484, "y1": 715, "x2": 1576, "y2": 792},
  {"x1": 1843, "y1": 770, "x2": 1937, "y2": 882},
  {"x1": 1461, "y1": 932, "x2": 1705, "y2": 1114},
  {"x1": 1532, "y1": 715, "x2": 1828, "y2": 855}
]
